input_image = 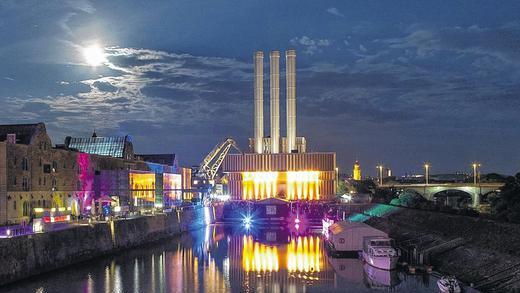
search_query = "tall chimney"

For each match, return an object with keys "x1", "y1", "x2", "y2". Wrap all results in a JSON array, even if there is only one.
[
  {"x1": 253, "y1": 51, "x2": 264, "y2": 154},
  {"x1": 286, "y1": 49, "x2": 297, "y2": 153},
  {"x1": 270, "y1": 50, "x2": 280, "y2": 154}
]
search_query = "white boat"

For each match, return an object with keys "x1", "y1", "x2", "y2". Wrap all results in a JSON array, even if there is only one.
[
  {"x1": 362, "y1": 237, "x2": 399, "y2": 270},
  {"x1": 437, "y1": 276, "x2": 461, "y2": 293}
]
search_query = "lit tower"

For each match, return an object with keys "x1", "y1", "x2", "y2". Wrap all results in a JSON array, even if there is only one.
[
  {"x1": 285, "y1": 49, "x2": 296, "y2": 153},
  {"x1": 270, "y1": 50, "x2": 280, "y2": 153},
  {"x1": 253, "y1": 51, "x2": 264, "y2": 154},
  {"x1": 353, "y1": 161, "x2": 362, "y2": 181}
]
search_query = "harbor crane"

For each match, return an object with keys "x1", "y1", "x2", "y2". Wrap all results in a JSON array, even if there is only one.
[{"x1": 195, "y1": 138, "x2": 241, "y2": 180}]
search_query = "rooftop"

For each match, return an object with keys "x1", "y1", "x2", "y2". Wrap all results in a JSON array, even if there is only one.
[{"x1": 0, "y1": 123, "x2": 45, "y2": 145}]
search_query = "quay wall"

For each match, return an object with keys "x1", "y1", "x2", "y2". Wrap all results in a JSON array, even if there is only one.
[
  {"x1": 364, "y1": 204, "x2": 520, "y2": 290},
  {"x1": 0, "y1": 205, "x2": 222, "y2": 286}
]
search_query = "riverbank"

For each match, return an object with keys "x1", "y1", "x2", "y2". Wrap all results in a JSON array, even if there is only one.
[
  {"x1": 0, "y1": 205, "x2": 222, "y2": 286},
  {"x1": 364, "y1": 204, "x2": 520, "y2": 292}
]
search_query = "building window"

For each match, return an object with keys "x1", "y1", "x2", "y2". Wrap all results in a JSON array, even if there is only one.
[
  {"x1": 13, "y1": 176, "x2": 17, "y2": 185},
  {"x1": 13, "y1": 156, "x2": 17, "y2": 166},
  {"x1": 13, "y1": 200, "x2": 16, "y2": 210},
  {"x1": 22, "y1": 157, "x2": 29, "y2": 171},
  {"x1": 39, "y1": 177, "x2": 42, "y2": 186},
  {"x1": 39, "y1": 158, "x2": 42, "y2": 167},
  {"x1": 52, "y1": 161, "x2": 58, "y2": 172},
  {"x1": 22, "y1": 177, "x2": 29, "y2": 191},
  {"x1": 52, "y1": 178, "x2": 57, "y2": 188},
  {"x1": 43, "y1": 177, "x2": 46, "y2": 186}
]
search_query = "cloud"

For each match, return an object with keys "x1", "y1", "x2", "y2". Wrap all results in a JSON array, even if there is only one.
[
  {"x1": 290, "y1": 36, "x2": 331, "y2": 55},
  {"x1": 386, "y1": 23, "x2": 520, "y2": 63},
  {"x1": 326, "y1": 7, "x2": 344, "y2": 18}
]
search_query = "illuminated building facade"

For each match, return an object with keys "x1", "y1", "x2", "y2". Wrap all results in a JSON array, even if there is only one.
[
  {"x1": 223, "y1": 49, "x2": 337, "y2": 201},
  {"x1": 223, "y1": 153, "x2": 336, "y2": 200},
  {"x1": 353, "y1": 161, "x2": 362, "y2": 181},
  {"x1": 0, "y1": 123, "x2": 189, "y2": 225}
]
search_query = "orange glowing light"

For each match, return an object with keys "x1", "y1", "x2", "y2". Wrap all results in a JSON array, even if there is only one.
[
  {"x1": 130, "y1": 172, "x2": 156, "y2": 201},
  {"x1": 287, "y1": 235, "x2": 322, "y2": 273},
  {"x1": 241, "y1": 235, "x2": 323, "y2": 275},
  {"x1": 241, "y1": 171, "x2": 320, "y2": 201}
]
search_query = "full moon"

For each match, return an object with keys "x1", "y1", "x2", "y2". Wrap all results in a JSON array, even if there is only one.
[{"x1": 82, "y1": 45, "x2": 106, "y2": 66}]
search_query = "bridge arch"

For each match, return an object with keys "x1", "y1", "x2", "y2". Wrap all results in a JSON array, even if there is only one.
[{"x1": 431, "y1": 189, "x2": 474, "y2": 208}]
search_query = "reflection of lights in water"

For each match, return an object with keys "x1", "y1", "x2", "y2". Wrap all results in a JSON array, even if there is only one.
[
  {"x1": 133, "y1": 259, "x2": 139, "y2": 293},
  {"x1": 87, "y1": 273, "x2": 94, "y2": 293},
  {"x1": 241, "y1": 235, "x2": 323, "y2": 275},
  {"x1": 242, "y1": 235, "x2": 280, "y2": 272},
  {"x1": 204, "y1": 206, "x2": 212, "y2": 225},
  {"x1": 114, "y1": 263, "x2": 122, "y2": 293},
  {"x1": 287, "y1": 236, "x2": 321, "y2": 273}
]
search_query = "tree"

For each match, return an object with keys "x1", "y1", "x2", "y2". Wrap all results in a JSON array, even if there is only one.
[
  {"x1": 372, "y1": 188, "x2": 397, "y2": 204},
  {"x1": 337, "y1": 180, "x2": 348, "y2": 195},
  {"x1": 490, "y1": 173, "x2": 520, "y2": 223}
]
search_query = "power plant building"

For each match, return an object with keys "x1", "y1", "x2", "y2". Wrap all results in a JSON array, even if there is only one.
[{"x1": 223, "y1": 50, "x2": 337, "y2": 201}]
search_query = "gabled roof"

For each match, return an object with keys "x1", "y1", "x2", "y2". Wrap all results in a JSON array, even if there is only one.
[{"x1": 0, "y1": 123, "x2": 45, "y2": 145}]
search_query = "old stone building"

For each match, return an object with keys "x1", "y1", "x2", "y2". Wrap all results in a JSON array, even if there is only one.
[{"x1": 0, "y1": 123, "x2": 184, "y2": 226}]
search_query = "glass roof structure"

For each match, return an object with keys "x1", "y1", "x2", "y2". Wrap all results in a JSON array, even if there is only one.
[{"x1": 66, "y1": 136, "x2": 131, "y2": 158}]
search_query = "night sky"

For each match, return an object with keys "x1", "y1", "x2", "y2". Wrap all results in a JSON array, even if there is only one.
[{"x1": 1, "y1": 0, "x2": 519, "y2": 176}]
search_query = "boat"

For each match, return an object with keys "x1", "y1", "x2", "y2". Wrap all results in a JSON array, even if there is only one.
[
  {"x1": 325, "y1": 221, "x2": 388, "y2": 258},
  {"x1": 437, "y1": 276, "x2": 461, "y2": 293},
  {"x1": 362, "y1": 236, "x2": 399, "y2": 270}
]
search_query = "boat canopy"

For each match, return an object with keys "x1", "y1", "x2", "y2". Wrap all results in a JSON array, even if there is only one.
[{"x1": 328, "y1": 221, "x2": 389, "y2": 252}]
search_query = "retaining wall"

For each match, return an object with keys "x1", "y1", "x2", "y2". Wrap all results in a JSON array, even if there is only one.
[{"x1": 0, "y1": 205, "x2": 222, "y2": 286}]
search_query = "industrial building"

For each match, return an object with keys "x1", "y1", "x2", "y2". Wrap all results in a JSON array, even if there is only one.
[
  {"x1": 222, "y1": 50, "x2": 337, "y2": 201},
  {"x1": 0, "y1": 123, "x2": 190, "y2": 225}
]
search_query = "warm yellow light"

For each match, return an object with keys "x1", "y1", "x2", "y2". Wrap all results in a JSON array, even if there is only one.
[
  {"x1": 287, "y1": 235, "x2": 322, "y2": 273},
  {"x1": 242, "y1": 171, "x2": 279, "y2": 200},
  {"x1": 130, "y1": 173, "x2": 156, "y2": 201},
  {"x1": 82, "y1": 45, "x2": 106, "y2": 66},
  {"x1": 242, "y1": 235, "x2": 280, "y2": 272},
  {"x1": 242, "y1": 171, "x2": 320, "y2": 201}
]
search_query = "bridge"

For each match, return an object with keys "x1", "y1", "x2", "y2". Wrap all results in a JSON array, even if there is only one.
[{"x1": 380, "y1": 183, "x2": 504, "y2": 207}]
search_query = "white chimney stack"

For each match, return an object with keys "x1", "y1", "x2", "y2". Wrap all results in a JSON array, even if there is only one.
[
  {"x1": 270, "y1": 50, "x2": 280, "y2": 154},
  {"x1": 285, "y1": 49, "x2": 297, "y2": 153},
  {"x1": 253, "y1": 51, "x2": 264, "y2": 154}
]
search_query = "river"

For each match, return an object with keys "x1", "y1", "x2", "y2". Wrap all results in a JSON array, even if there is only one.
[{"x1": 0, "y1": 224, "x2": 461, "y2": 293}]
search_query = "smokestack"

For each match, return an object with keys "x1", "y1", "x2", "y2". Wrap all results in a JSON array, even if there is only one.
[
  {"x1": 270, "y1": 50, "x2": 280, "y2": 153},
  {"x1": 253, "y1": 51, "x2": 264, "y2": 154},
  {"x1": 286, "y1": 49, "x2": 297, "y2": 153}
]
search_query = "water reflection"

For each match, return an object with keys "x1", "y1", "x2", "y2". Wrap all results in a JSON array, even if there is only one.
[{"x1": 1, "y1": 225, "x2": 448, "y2": 293}]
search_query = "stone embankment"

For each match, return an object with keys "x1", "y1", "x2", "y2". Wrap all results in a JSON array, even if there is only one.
[
  {"x1": 364, "y1": 204, "x2": 520, "y2": 292},
  {"x1": 0, "y1": 205, "x2": 222, "y2": 286}
]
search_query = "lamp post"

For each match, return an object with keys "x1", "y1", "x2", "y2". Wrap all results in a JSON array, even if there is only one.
[
  {"x1": 377, "y1": 165, "x2": 384, "y2": 186},
  {"x1": 424, "y1": 163, "x2": 430, "y2": 185},
  {"x1": 472, "y1": 162, "x2": 481, "y2": 185}
]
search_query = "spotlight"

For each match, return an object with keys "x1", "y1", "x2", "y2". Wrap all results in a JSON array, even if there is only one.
[{"x1": 243, "y1": 215, "x2": 253, "y2": 228}]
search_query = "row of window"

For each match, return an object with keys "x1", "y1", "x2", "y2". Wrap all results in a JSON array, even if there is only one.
[
  {"x1": 13, "y1": 157, "x2": 78, "y2": 172},
  {"x1": 13, "y1": 176, "x2": 57, "y2": 189}
]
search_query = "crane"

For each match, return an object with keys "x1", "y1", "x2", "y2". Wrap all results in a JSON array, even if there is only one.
[{"x1": 195, "y1": 138, "x2": 241, "y2": 180}]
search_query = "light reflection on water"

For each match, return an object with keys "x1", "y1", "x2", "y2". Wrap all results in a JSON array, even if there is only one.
[{"x1": 1, "y1": 225, "x2": 445, "y2": 293}]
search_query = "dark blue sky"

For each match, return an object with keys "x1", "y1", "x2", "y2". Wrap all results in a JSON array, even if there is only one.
[{"x1": 1, "y1": 0, "x2": 519, "y2": 175}]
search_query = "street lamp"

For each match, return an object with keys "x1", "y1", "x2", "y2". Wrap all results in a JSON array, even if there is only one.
[
  {"x1": 424, "y1": 163, "x2": 430, "y2": 185},
  {"x1": 472, "y1": 162, "x2": 481, "y2": 185},
  {"x1": 377, "y1": 165, "x2": 384, "y2": 186}
]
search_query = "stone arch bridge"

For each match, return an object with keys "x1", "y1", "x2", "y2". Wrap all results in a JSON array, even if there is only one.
[{"x1": 380, "y1": 183, "x2": 504, "y2": 207}]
